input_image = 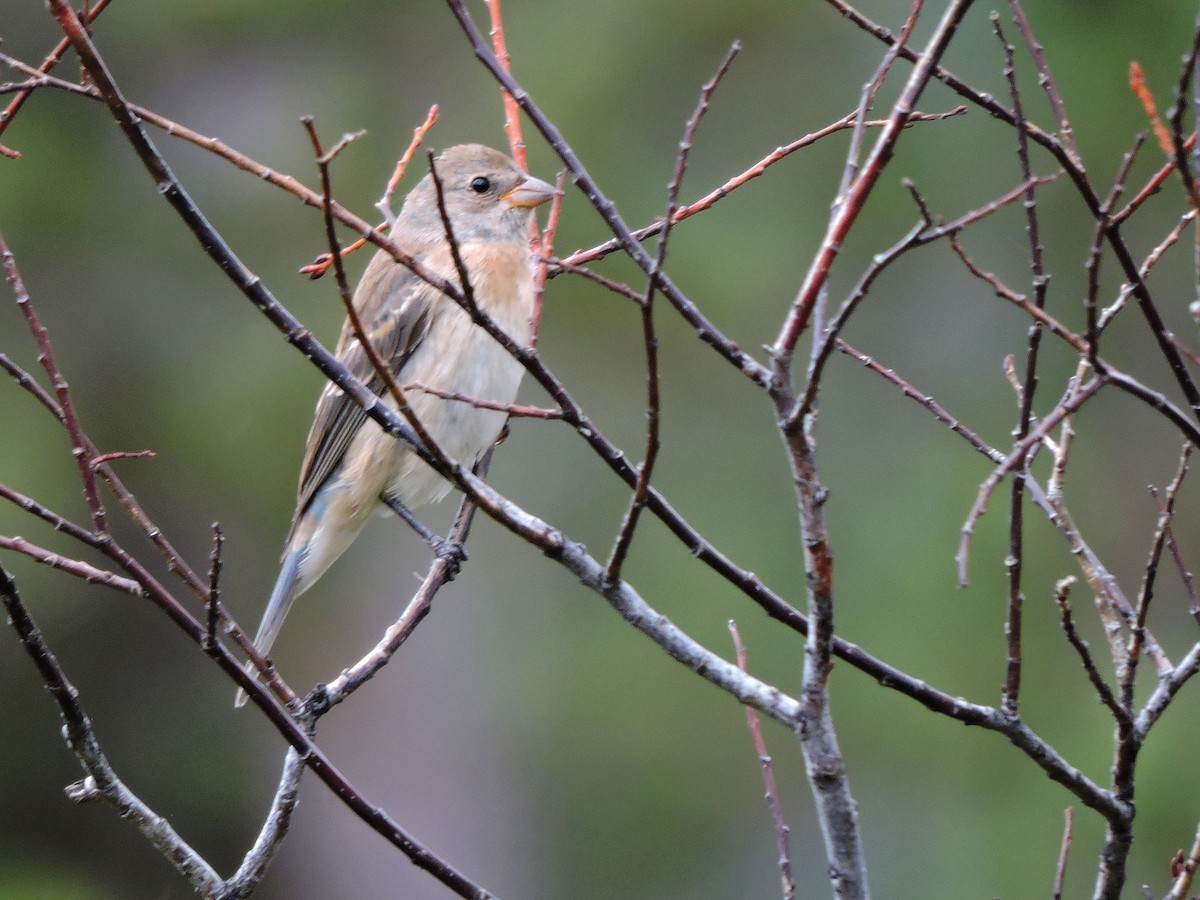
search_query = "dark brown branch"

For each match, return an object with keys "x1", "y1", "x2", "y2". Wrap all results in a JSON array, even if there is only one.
[
  {"x1": 205, "y1": 523, "x2": 224, "y2": 653},
  {"x1": 1054, "y1": 578, "x2": 1127, "y2": 726},
  {"x1": 992, "y1": 9, "x2": 1045, "y2": 719},
  {"x1": 1007, "y1": 1, "x2": 1080, "y2": 164}
]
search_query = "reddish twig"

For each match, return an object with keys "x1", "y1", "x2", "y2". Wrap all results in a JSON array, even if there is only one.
[
  {"x1": 2, "y1": 231, "x2": 107, "y2": 534},
  {"x1": 530, "y1": 169, "x2": 567, "y2": 343},
  {"x1": 1111, "y1": 131, "x2": 1199, "y2": 227},
  {"x1": 729, "y1": 621, "x2": 796, "y2": 900},
  {"x1": 90, "y1": 449, "x2": 156, "y2": 467},
  {"x1": 559, "y1": 106, "x2": 967, "y2": 271},
  {"x1": 1165, "y1": 820, "x2": 1200, "y2": 899},
  {"x1": 1053, "y1": 806, "x2": 1075, "y2": 900},
  {"x1": 485, "y1": 0, "x2": 525, "y2": 169},
  {"x1": 376, "y1": 103, "x2": 440, "y2": 223},
  {"x1": 1131, "y1": 61, "x2": 1180, "y2": 164},
  {"x1": 404, "y1": 382, "x2": 563, "y2": 419},
  {"x1": 301, "y1": 106, "x2": 438, "y2": 278},
  {"x1": 0, "y1": 0, "x2": 115, "y2": 157}
]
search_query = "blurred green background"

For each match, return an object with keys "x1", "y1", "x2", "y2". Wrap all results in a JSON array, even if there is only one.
[{"x1": 3, "y1": 1, "x2": 1200, "y2": 897}]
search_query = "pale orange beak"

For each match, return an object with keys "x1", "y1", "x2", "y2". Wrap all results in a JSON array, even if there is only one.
[{"x1": 501, "y1": 174, "x2": 560, "y2": 209}]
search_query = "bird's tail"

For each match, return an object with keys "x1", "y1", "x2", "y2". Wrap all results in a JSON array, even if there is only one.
[{"x1": 234, "y1": 549, "x2": 303, "y2": 708}]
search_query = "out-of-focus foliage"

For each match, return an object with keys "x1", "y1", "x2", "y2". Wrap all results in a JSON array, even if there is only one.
[{"x1": 2, "y1": 2, "x2": 1199, "y2": 898}]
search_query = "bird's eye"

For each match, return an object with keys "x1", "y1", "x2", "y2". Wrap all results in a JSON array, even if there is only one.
[{"x1": 469, "y1": 176, "x2": 491, "y2": 194}]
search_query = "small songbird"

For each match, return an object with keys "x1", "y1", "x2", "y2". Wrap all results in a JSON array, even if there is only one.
[{"x1": 236, "y1": 144, "x2": 557, "y2": 706}]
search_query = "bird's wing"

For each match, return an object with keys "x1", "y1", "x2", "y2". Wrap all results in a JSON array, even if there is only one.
[{"x1": 289, "y1": 251, "x2": 441, "y2": 536}]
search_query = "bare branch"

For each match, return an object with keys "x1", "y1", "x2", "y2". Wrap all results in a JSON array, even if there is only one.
[
  {"x1": 607, "y1": 43, "x2": 738, "y2": 586},
  {"x1": 0, "y1": 566, "x2": 222, "y2": 894}
]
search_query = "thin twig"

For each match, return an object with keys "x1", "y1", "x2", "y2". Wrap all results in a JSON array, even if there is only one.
[
  {"x1": 404, "y1": 382, "x2": 563, "y2": 419},
  {"x1": 559, "y1": 106, "x2": 967, "y2": 271},
  {"x1": 375, "y1": 104, "x2": 440, "y2": 225},
  {"x1": 1008, "y1": 0, "x2": 1080, "y2": 164},
  {"x1": 836, "y1": 0, "x2": 924, "y2": 209},
  {"x1": 1052, "y1": 806, "x2": 1074, "y2": 900},
  {"x1": 1054, "y1": 578, "x2": 1127, "y2": 725},
  {"x1": 0, "y1": 0, "x2": 115, "y2": 157},
  {"x1": 530, "y1": 169, "x2": 567, "y2": 344},
  {"x1": 2, "y1": 231, "x2": 107, "y2": 534},
  {"x1": 606, "y1": 43, "x2": 738, "y2": 586},
  {"x1": 1100, "y1": 209, "x2": 1198, "y2": 333},
  {"x1": 729, "y1": 621, "x2": 796, "y2": 900},
  {"x1": 0, "y1": 535, "x2": 141, "y2": 593},
  {"x1": 485, "y1": 0, "x2": 526, "y2": 169},
  {"x1": 549, "y1": 259, "x2": 645, "y2": 304},
  {"x1": 992, "y1": 9, "x2": 1046, "y2": 718},
  {"x1": 1085, "y1": 134, "x2": 1145, "y2": 358},
  {"x1": 1146, "y1": 445, "x2": 1196, "y2": 622}
]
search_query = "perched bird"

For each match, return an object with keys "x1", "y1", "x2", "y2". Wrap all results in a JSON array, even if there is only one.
[{"x1": 237, "y1": 144, "x2": 557, "y2": 706}]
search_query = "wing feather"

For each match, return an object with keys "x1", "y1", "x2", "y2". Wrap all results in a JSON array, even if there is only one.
[{"x1": 287, "y1": 251, "x2": 439, "y2": 540}]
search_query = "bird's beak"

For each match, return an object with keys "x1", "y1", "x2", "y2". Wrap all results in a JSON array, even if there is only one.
[{"x1": 501, "y1": 174, "x2": 560, "y2": 209}]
